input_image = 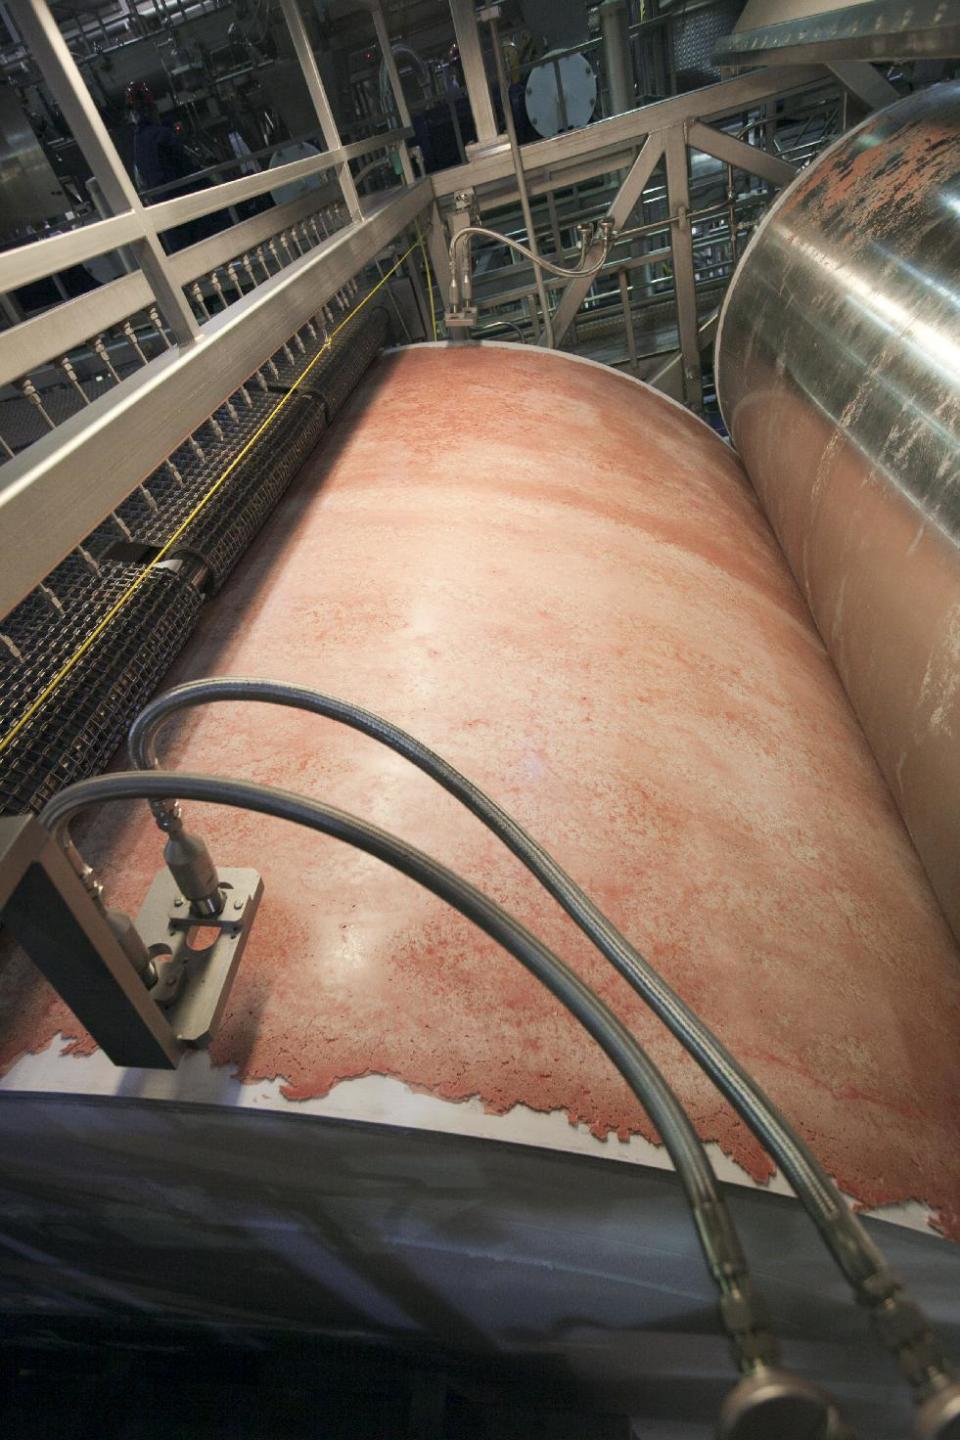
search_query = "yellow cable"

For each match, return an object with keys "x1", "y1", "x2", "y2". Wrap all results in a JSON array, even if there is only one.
[
  {"x1": 0, "y1": 239, "x2": 418, "y2": 759},
  {"x1": 415, "y1": 220, "x2": 439, "y2": 342}
]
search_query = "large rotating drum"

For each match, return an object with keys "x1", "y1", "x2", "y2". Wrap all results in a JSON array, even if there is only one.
[
  {"x1": 717, "y1": 82, "x2": 960, "y2": 941},
  {"x1": 0, "y1": 346, "x2": 959, "y2": 1433},
  {"x1": 1, "y1": 344, "x2": 958, "y2": 1226}
]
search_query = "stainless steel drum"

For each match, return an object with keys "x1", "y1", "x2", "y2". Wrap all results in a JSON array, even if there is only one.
[{"x1": 717, "y1": 82, "x2": 960, "y2": 941}]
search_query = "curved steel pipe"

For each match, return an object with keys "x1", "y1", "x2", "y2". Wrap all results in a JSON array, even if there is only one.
[{"x1": 38, "y1": 767, "x2": 787, "y2": 1382}]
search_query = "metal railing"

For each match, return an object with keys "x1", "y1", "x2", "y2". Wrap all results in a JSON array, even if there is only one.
[
  {"x1": 0, "y1": 0, "x2": 875, "y2": 616},
  {"x1": 426, "y1": 65, "x2": 844, "y2": 408}
]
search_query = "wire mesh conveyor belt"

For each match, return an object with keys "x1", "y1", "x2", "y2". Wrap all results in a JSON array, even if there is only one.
[{"x1": 0, "y1": 302, "x2": 390, "y2": 818}]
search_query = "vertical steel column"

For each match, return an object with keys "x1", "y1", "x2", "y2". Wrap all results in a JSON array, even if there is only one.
[
  {"x1": 425, "y1": 200, "x2": 453, "y2": 306},
  {"x1": 449, "y1": 0, "x2": 499, "y2": 148},
  {"x1": 9, "y1": 0, "x2": 199, "y2": 347},
  {"x1": 617, "y1": 270, "x2": 638, "y2": 373},
  {"x1": 86, "y1": 175, "x2": 136, "y2": 274},
  {"x1": 599, "y1": 0, "x2": 634, "y2": 117},
  {"x1": 370, "y1": 0, "x2": 415, "y2": 184},
  {"x1": 279, "y1": 0, "x2": 363, "y2": 221},
  {"x1": 664, "y1": 124, "x2": 702, "y2": 412},
  {"x1": 404, "y1": 228, "x2": 433, "y2": 339},
  {"x1": 486, "y1": 11, "x2": 552, "y2": 348}
]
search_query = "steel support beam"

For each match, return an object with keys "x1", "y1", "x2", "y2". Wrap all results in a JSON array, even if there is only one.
[
  {"x1": 449, "y1": 0, "x2": 499, "y2": 148},
  {"x1": 0, "y1": 181, "x2": 431, "y2": 618},
  {"x1": 431, "y1": 65, "x2": 827, "y2": 197},
  {"x1": 685, "y1": 119, "x2": 798, "y2": 187},
  {"x1": 552, "y1": 133, "x2": 664, "y2": 347},
  {"x1": 664, "y1": 126, "x2": 702, "y2": 413},
  {"x1": 424, "y1": 200, "x2": 452, "y2": 306},
  {"x1": 648, "y1": 310, "x2": 719, "y2": 401},
  {"x1": 279, "y1": 0, "x2": 362, "y2": 220},
  {"x1": 714, "y1": 0, "x2": 960, "y2": 66},
  {"x1": 828, "y1": 61, "x2": 899, "y2": 111},
  {"x1": 8, "y1": 0, "x2": 199, "y2": 347}
]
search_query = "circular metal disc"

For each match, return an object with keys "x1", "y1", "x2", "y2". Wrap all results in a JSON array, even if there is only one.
[{"x1": 525, "y1": 52, "x2": 597, "y2": 138}]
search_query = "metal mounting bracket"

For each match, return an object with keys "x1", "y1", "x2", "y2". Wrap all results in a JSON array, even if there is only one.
[{"x1": 135, "y1": 867, "x2": 263, "y2": 1046}]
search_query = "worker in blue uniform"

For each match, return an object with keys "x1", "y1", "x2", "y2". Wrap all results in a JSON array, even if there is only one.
[{"x1": 125, "y1": 81, "x2": 228, "y2": 250}]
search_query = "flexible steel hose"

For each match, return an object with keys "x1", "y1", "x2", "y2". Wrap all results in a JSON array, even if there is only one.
[
  {"x1": 449, "y1": 224, "x2": 611, "y2": 304},
  {"x1": 39, "y1": 766, "x2": 778, "y2": 1374},
  {"x1": 126, "y1": 679, "x2": 955, "y2": 1400}
]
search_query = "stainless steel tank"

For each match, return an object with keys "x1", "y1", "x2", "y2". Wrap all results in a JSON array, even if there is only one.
[{"x1": 717, "y1": 82, "x2": 960, "y2": 942}]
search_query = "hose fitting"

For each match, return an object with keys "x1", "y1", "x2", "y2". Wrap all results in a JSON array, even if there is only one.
[
  {"x1": 717, "y1": 1368, "x2": 848, "y2": 1440},
  {"x1": 163, "y1": 828, "x2": 224, "y2": 917},
  {"x1": 105, "y1": 907, "x2": 157, "y2": 988},
  {"x1": 693, "y1": 1198, "x2": 779, "y2": 1373},
  {"x1": 913, "y1": 1383, "x2": 960, "y2": 1439}
]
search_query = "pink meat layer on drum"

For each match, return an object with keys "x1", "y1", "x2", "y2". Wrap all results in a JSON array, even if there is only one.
[{"x1": 2, "y1": 345, "x2": 958, "y2": 1233}]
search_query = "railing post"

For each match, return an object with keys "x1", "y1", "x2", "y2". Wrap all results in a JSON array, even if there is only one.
[
  {"x1": 449, "y1": 0, "x2": 499, "y2": 149},
  {"x1": 664, "y1": 123, "x2": 702, "y2": 412},
  {"x1": 279, "y1": 0, "x2": 363, "y2": 222},
  {"x1": 425, "y1": 201, "x2": 453, "y2": 307},
  {"x1": 8, "y1": 0, "x2": 200, "y2": 348},
  {"x1": 370, "y1": 0, "x2": 416, "y2": 184}
]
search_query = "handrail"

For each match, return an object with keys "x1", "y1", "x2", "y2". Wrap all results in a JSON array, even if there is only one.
[
  {"x1": 0, "y1": 211, "x2": 143, "y2": 294},
  {"x1": 148, "y1": 127, "x2": 413, "y2": 232}
]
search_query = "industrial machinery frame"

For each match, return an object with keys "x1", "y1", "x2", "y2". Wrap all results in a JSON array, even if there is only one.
[{"x1": 0, "y1": 0, "x2": 903, "y2": 619}]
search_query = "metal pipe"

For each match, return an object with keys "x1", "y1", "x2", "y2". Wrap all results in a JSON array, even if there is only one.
[
  {"x1": 450, "y1": 222, "x2": 613, "y2": 309},
  {"x1": 599, "y1": 0, "x2": 634, "y2": 117}
]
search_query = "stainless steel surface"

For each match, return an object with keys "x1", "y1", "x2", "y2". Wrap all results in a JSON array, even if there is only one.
[
  {"x1": 370, "y1": 0, "x2": 415, "y2": 185},
  {"x1": 715, "y1": 0, "x2": 960, "y2": 65},
  {"x1": 648, "y1": 308, "x2": 719, "y2": 400},
  {"x1": 552, "y1": 132, "x2": 664, "y2": 345},
  {"x1": 827, "y1": 60, "x2": 899, "y2": 111},
  {"x1": 717, "y1": 81, "x2": 960, "y2": 941},
  {"x1": 0, "y1": 179, "x2": 431, "y2": 619},
  {"x1": 0, "y1": 1098, "x2": 957, "y2": 1440},
  {"x1": 486, "y1": 11, "x2": 553, "y2": 348},
  {"x1": 0, "y1": 87, "x2": 66, "y2": 235},
  {"x1": 717, "y1": 1369, "x2": 837, "y2": 1440}
]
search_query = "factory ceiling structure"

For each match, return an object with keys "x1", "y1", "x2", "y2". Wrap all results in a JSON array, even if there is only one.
[{"x1": 0, "y1": 1, "x2": 958, "y2": 1437}]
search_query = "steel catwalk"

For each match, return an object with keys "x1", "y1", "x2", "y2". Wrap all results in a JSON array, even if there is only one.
[
  {"x1": 717, "y1": 81, "x2": 960, "y2": 943},
  {"x1": 0, "y1": 346, "x2": 957, "y2": 1236}
]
